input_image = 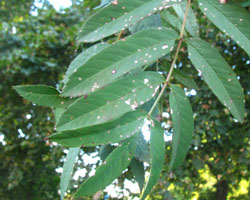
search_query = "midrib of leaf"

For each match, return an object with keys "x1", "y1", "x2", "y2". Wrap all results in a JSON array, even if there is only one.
[
  {"x1": 189, "y1": 43, "x2": 240, "y2": 116},
  {"x1": 59, "y1": 83, "x2": 159, "y2": 130},
  {"x1": 64, "y1": 37, "x2": 176, "y2": 96}
]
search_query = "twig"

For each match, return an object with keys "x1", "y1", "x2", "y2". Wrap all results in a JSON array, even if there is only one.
[
  {"x1": 148, "y1": 0, "x2": 191, "y2": 117},
  {"x1": 117, "y1": 30, "x2": 124, "y2": 41}
]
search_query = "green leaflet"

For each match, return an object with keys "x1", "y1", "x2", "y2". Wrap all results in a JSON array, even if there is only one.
[
  {"x1": 77, "y1": 0, "x2": 183, "y2": 43},
  {"x1": 60, "y1": 147, "x2": 80, "y2": 200},
  {"x1": 140, "y1": 120, "x2": 165, "y2": 200},
  {"x1": 62, "y1": 28, "x2": 177, "y2": 97},
  {"x1": 57, "y1": 72, "x2": 164, "y2": 131},
  {"x1": 50, "y1": 110, "x2": 146, "y2": 147},
  {"x1": 173, "y1": 70, "x2": 199, "y2": 90},
  {"x1": 169, "y1": 85, "x2": 194, "y2": 171},
  {"x1": 129, "y1": 14, "x2": 162, "y2": 34},
  {"x1": 130, "y1": 158, "x2": 145, "y2": 192},
  {"x1": 74, "y1": 135, "x2": 137, "y2": 197},
  {"x1": 241, "y1": 1, "x2": 250, "y2": 7},
  {"x1": 134, "y1": 132, "x2": 150, "y2": 164},
  {"x1": 99, "y1": 144, "x2": 114, "y2": 161},
  {"x1": 188, "y1": 38, "x2": 245, "y2": 122},
  {"x1": 14, "y1": 85, "x2": 73, "y2": 108},
  {"x1": 54, "y1": 108, "x2": 65, "y2": 124},
  {"x1": 199, "y1": 0, "x2": 250, "y2": 56},
  {"x1": 63, "y1": 43, "x2": 109, "y2": 84},
  {"x1": 161, "y1": 10, "x2": 182, "y2": 33},
  {"x1": 173, "y1": 1, "x2": 199, "y2": 37}
]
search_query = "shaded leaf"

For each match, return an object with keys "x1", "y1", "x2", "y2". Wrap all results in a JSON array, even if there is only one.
[
  {"x1": 14, "y1": 85, "x2": 73, "y2": 108},
  {"x1": 130, "y1": 158, "x2": 145, "y2": 192},
  {"x1": 60, "y1": 147, "x2": 80, "y2": 200},
  {"x1": 50, "y1": 110, "x2": 146, "y2": 147},
  {"x1": 141, "y1": 97, "x2": 159, "y2": 118},
  {"x1": 241, "y1": 1, "x2": 250, "y2": 7},
  {"x1": 161, "y1": 10, "x2": 182, "y2": 33},
  {"x1": 169, "y1": 85, "x2": 193, "y2": 171},
  {"x1": 63, "y1": 28, "x2": 177, "y2": 97},
  {"x1": 134, "y1": 132, "x2": 150, "y2": 164},
  {"x1": 74, "y1": 135, "x2": 137, "y2": 197},
  {"x1": 188, "y1": 38, "x2": 245, "y2": 122},
  {"x1": 57, "y1": 72, "x2": 164, "y2": 131},
  {"x1": 173, "y1": 1, "x2": 199, "y2": 36},
  {"x1": 99, "y1": 144, "x2": 114, "y2": 161},
  {"x1": 129, "y1": 14, "x2": 162, "y2": 34},
  {"x1": 173, "y1": 70, "x2": 199, "y2": 90},
  {"x1": 199, "y1": 0, "x2": 250, "y2": 56},
  {"x1": 63, "y1": 43, "x2": 109, "y2": 84},
  {"x1": 77, "y1": 0, "x2": 183, "y2": 43},
  {"x1": 140, "y1": 120, "x2": 165, "y2": 200}
]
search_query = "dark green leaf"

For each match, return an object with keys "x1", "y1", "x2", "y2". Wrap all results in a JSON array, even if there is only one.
[
  {"x1": 140, "y1": 120, "x2": 165, "y2": 200},
  {"x1": 130, "y1": 158, "x2": 145, "y2": 192},
  {"x1": 77, "y1": 0, "x2": 183, "y2": 43},
  {"x1": 169, "y1": 85, "x2": 194, "y2": 171},
  {"x1": 74, "y1": 135, "x2": 137, "y2": 197},
  {"x1": 63, "y1": 28, "x2": 177, "y2": 97},
  {"x1": 14, "y1": 85, "x2": 73, "y2": 108},
  {"x1": 173, "y1": 70, "x2": 199, "y2": 90},
  {"x1": 199, "y1": 0, "x2": 250, "y2": 56},
  {"x1": 241, "y1": 1, "x2": 250, "y2": 7},
  {"x1": 50, "y1": 110, "x2": 146, "y2": 147},
  {"x1": 57, "y1": 72, "x2": 164, "y2": 131},
  {"x1": 188, "y1": 38, "x2": 245, "y2": 122},
  {"x1": 99, "y1": 144, "x2": 114, "y2": 161},
  {"x1": 134, "y1": 132, "x2": 150, "y2": 164},
  {"x1": 141, "y1": 97, "x2": 159, "y2": 118},
  {"x1": 60, "y1": 147, "x2": 80, "y2": 200}
]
